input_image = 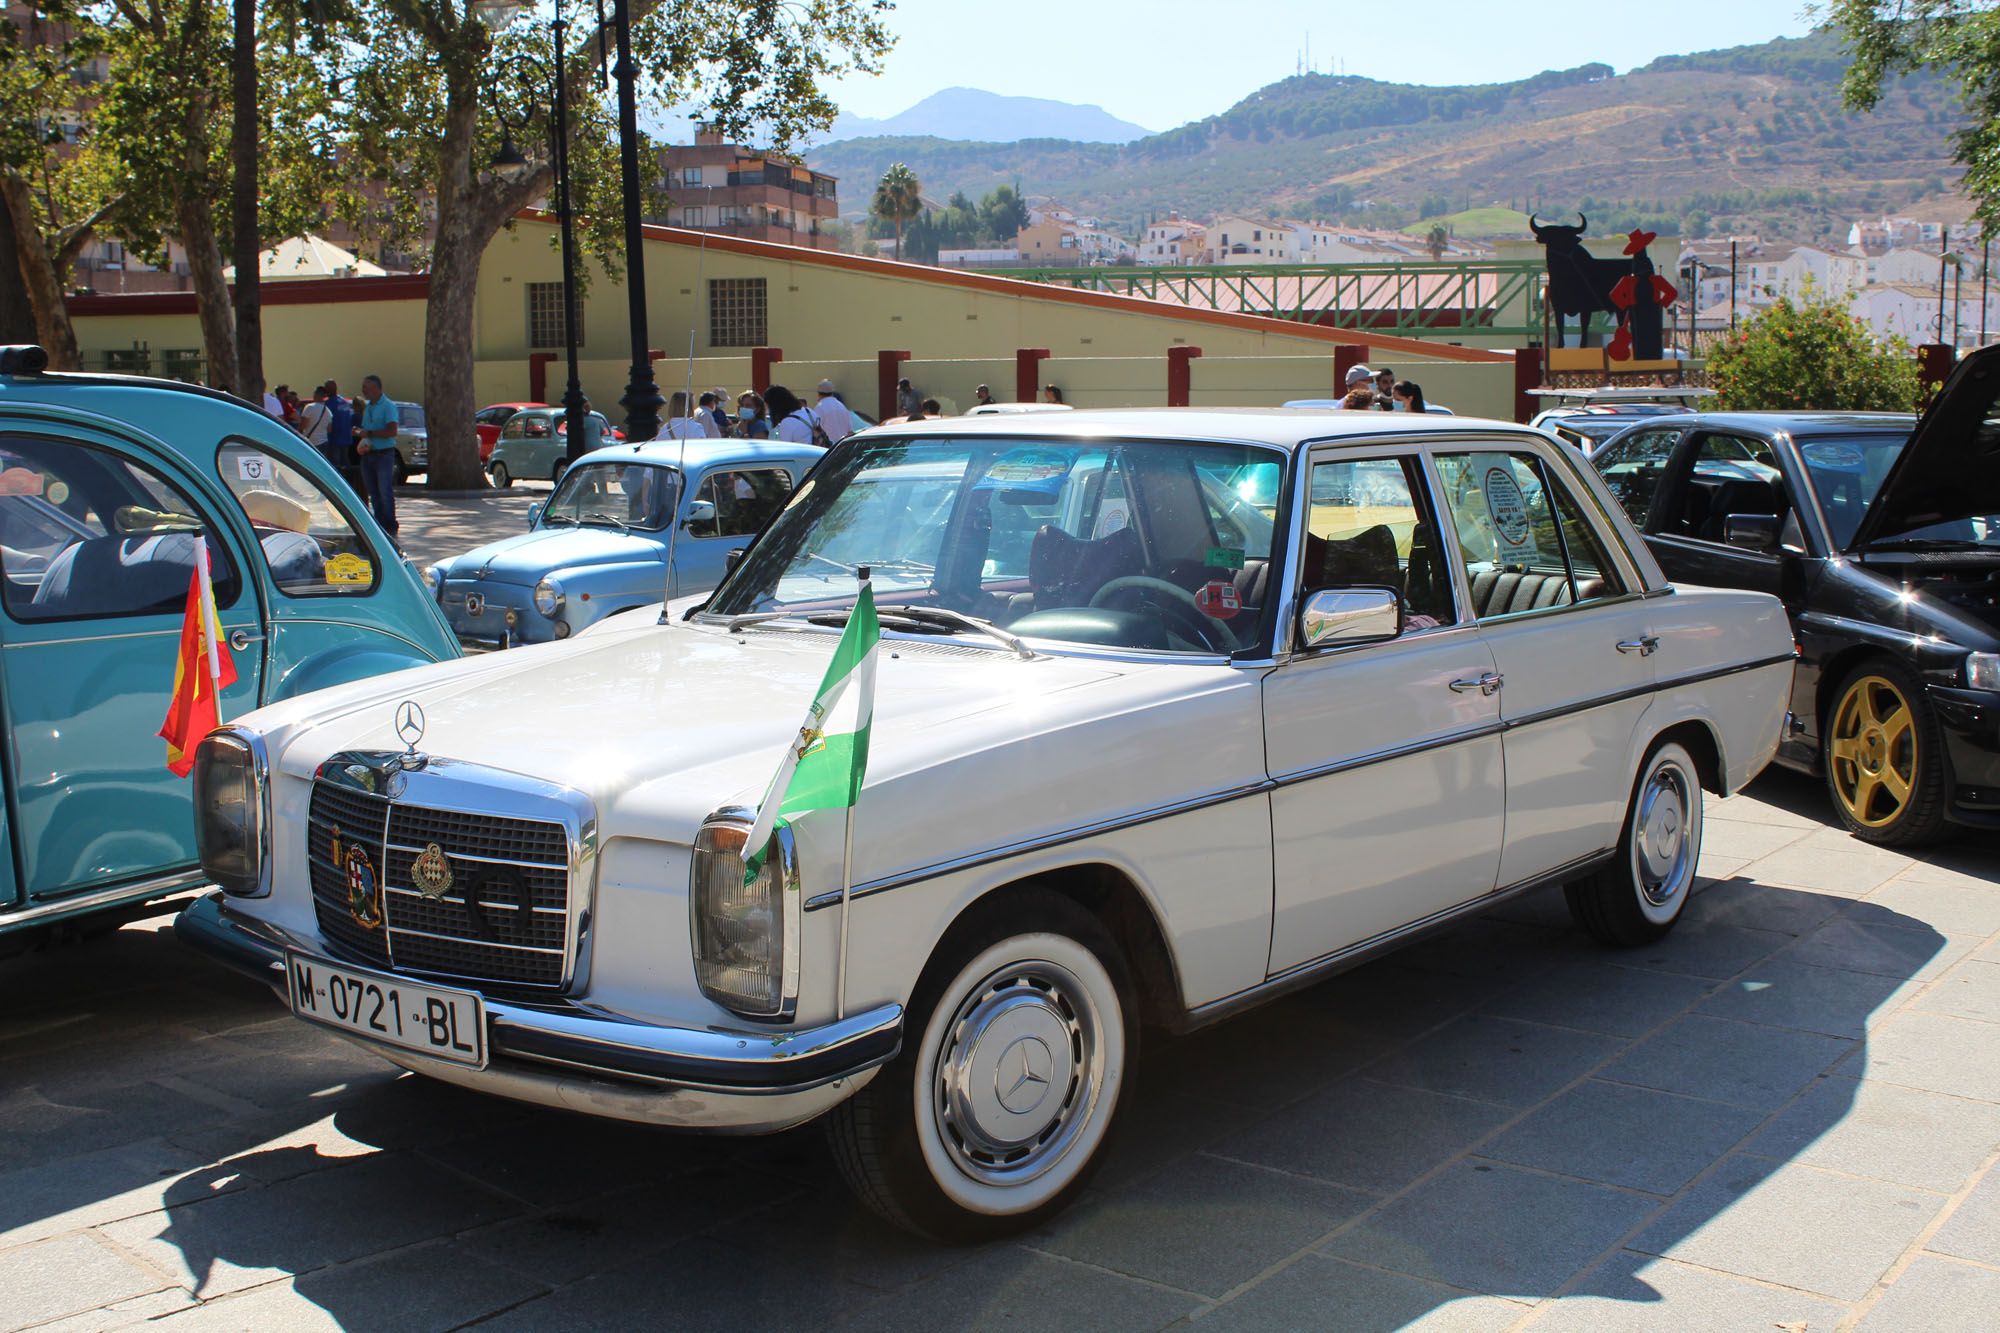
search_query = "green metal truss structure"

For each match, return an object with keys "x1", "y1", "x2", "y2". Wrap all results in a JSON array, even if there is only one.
[{"x1": 971, "y1": 259, "x2": 1548, "y2": 341}]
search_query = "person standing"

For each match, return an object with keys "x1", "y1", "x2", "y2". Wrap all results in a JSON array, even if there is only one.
[
  {"x1": 697, "y1": 392, "x2": 725, "y2": 438},
  {"x1": 734, "y1": 391, "x2": 770, "y2": 439},
  {"x1": 766, "y1": 385, "x2": 819, "y2": 446},
  {"x1": 973, "y1": 384, "x2": 993, "y2": 408},
  {"x1": 262, "y1": 385, "x2": 284, "y2": 419},
  {"x1": 1332, "y1": 364, "x2": 1372, "y2": 406},
  {"x1": 576, "y1": 396, "x2": 608, "y2": 453},
  {"x1": 1374, "y1": 367, "x2": 1396, "y2": 404},
  {"x1": 813, "y1": 379, "x2": 853, "y2": 442},
  {"x1": 1392, "y1": 381, "x2": 1429, "y2": 414},
  {"x1": 1042, "y1": 383, "x2": 1065, "y2": 405},
  {"x1": 895, "y1": 376, "x2": 919, "y2": 419},
  {"x1": 666, "y1": 391, "x2": 709, "y2": 440},
  {"x1": 299, "y1": 385, "x2": 335, "y2": 462},
  {"x1": 353, "y1": 374, "x2": 400, "y2": 541},
  {"x1": 323, "y1": 380, "x2": 358, "y2": 491},
  {"x1": 709, "y1": 387, "x2": 732, "y2": 436}
]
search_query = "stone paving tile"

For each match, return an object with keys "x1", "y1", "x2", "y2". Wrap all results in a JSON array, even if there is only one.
[
  {"x1": 1479, "y1": 1080, "x2": 1765, "y2": 1196},
  {"x1": 1592, "y1": 919, "x2": 1792, "y2": 981},
  {"x1": 1388, "y1": 918, "x2": 1569, "y2": 982},
  {"x1": 1858, "y1": 1253, "x2": 2000, "y2": 1331},
  {"x1": 1279, "y1": 960, "x2": 1519, "y2": 1044},
  {"x1": 415, "y1": 1111, "x2": 722, "y2": 1209},
  {"x1": 469, "y1": 1234, "x2": 898, "y2": 1331},
  {"x1": 146, "y1": 1241, "x2": 549, "y2": 1332},
  {"x1": 1478, "y1": 960, "x2": 1716, "y2": 1040},
  {"x1": 0, "y1": 1083, "x2": 238, "y2": 1179},
  {"x1": 1323, "y1": 1160, "x2": 1656, "y2": 1299},
  {"x1": 1358, "y1": 1015, "x2": 1623, "y2": 1109},
  {"x1": 1741, "y1": 842, "x2": 1910, "y2": 898},
  {"x1": 1852, "y1": 875, "x2": 2000, "y2": 937},
  {"x1": 1774, "y1": 916, "x2": 1967, "y2": 982},
  {"x1": 1210, "y1": 1078, "x2": 1511, "y2": 1196},
  {"x1": 1598, "y1": 1014, "x2": 1853, "y2": 1111},
  {"x1": 1696, "y1": 958, "x2": 1915, "y2": 1038},
  {"x1": 708, "y1": 1186, "x2": 980, "y2": 1295},
  {"x1": 1684, "y1": 878, "x2": 1850, "y2": 937},
  {"x1": 456, "y1": 1167, "x2": 755, "y2": 1288},
  {"x1": 1480, "y1": 883, "x2": 1574, "y2": 930},
  {"x1": 1909, "y1": 958, "x2": 2000, "y2": 1026},
  {"x1": 0, "y1": 1139, "x2": 217, "y2": 1249},
  {"x1": 1188, "y1": 1254, "x2": 1530, "y2": 1332},
  {"x1": 840, "y1": 1245, "x2": 1201, "y2": 1332},
  {"x1": 1744, "y1": 1076, "x2": 2000, "y2": 1194},
  {"x1": 0, "y1": 1232, "x2": 172, "y2": 1332},
  {"x1": 1630, "y1": 1154, "x2": 1944, "y2": 1301},
  {"x1": 96, "y1": 1151, "x2": 515, "y2": 1299},
  {"x1": 1525, "y1": 1249, "x2": 1848, "y2": 1332},
  {"x1": 1699, "y1": 819, "x2": 1812, "y2": 863},
  {"x1": 1926, "y1": 1166, "x2": 2000, "y2": 1265},
  {"x1": 1844, "y1": 1010, "x2": 2000, "y2": 1103},
  {"x1": 15, "y1": 1288, "x2": 196, "y2": 1333},
  {"x1": 1037, "y1": 1153, "x2": 1373, "y2": 1298},
  {"x1": 1086, "y1": 1091, "x2": 1262, "y2": 1194}
]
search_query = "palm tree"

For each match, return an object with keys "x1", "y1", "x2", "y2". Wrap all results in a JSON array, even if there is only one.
[{"x1": 873, "y1": 163, "x2": 922, "y2": 258}]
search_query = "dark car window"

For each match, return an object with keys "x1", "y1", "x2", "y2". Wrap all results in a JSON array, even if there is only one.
[
  {"x1": 1798, "y1": 433, "x2": 1915, "y2": 549},
  {"x1": 0, "y1": 434, "x2": 239, "y2": 621},
  {"x1": 1662, "y1": 434, "x2": 1787, "y2": 545},
  {"x1": 689, "y1": 468, "x2": 794, "y2": 539},
  {"x1": 1592, "y1": 428, "x2": 1683, "y2": 526}
]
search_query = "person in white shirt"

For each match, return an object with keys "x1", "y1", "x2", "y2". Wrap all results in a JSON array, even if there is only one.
[
  {"x1": 262, "y1": 388, "x2": 284, "y2": 418},
  {"x1": 813, "y1": 379, "x2": 854, "y2": 442},
  {"x1": 298, "y1": 386, "x2": 335, "y2": 459},
  {"x1": 665, "y1": 391, "x2": 709, "y2": 440},
  {"x1": 765, "y1": 385, "x2": 820, "y2": 446}
]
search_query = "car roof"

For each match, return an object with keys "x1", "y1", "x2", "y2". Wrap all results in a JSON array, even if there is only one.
[
  {"x1": 1602, "y1": 410, "x2": 1916, "y2": 437},
  {"x1": 852, "y1": 407, "x2": 1542, "y2": 453},
  {"x1": 574, "y1": 437, "x2": 822, "y2": 469}
]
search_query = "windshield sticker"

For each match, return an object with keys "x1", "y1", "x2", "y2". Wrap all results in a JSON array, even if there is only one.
[
  {"x1": 1801, "y1": 442, "x2": 1865, "y2": 470},
  {"x1": 325, "y1": 553, "x2": 373, "y2": 585},
  {"x1": 1205, "y1": 545, "x2": 1246, "y2": 569},
  {"x1": 0, "y1": 466, "x2": 44, "y2": 496},
  {"x1": 985, "y1": 450, "x2": 1074, "y2": 484},
  {"x1": 1195, "y1": 580, "x2": 1241, "y2": 620},
  {"x1": 236, "y1": 454, "x2": 272, "y2": 483},
  {"x1": 1478, "y1": 460, "x2": 1538, "y2": 561}
]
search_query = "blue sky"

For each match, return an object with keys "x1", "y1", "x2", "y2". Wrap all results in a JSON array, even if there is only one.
[{"x1": 824, "y1": 0, "x2": 1823, "y2": 132}]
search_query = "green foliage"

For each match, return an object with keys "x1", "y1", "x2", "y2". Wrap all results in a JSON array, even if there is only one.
[
  {"x1": 1709, "y1": 292, "x2": 1921, "y2": 412},
  {"x1": 1833, "y1": 0, "x2": 2000, "y2": 235},
  {"x1": 0, "y1": 4, "x2": 118, "y2": 249},
  {"x1": 870, "y1": 161, "x2": 921, "y2": 243}
]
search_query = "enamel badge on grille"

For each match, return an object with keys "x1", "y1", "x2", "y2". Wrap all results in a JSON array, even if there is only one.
[
  {"x1": 411, "y1": 842, "x2": 454, "y2": 900},
  {"x1": 333, "y1": 824, "x2": 383, "y2": 930}
]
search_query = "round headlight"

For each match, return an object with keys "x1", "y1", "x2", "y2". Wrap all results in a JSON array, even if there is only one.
[
  {"x1": 533, "y1": 577, "x2": 563, "y2": 617},
  {"x1": 420, "y1": 564, "x2": 442, "y2": 592}
]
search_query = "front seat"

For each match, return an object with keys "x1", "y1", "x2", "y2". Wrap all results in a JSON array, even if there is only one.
[
  {"x1": 1026, "y1": 524, "x2": 1143, "y2": 610},
  {"x1": 32, "y1": 532, "x2": 204, "y2": 617}
]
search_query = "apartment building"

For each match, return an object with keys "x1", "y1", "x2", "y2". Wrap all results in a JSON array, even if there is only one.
[
  {"x1": 1140, "y1": 215, "x2": 1208, "y2": 265},
  {"x1": 654, "y1": 126, "x2": 839, "y2": 251}
]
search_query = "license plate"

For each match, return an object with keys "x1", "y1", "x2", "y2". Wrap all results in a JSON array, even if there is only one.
[{"x1": 285, "y1": 950, "x2": 486, "y2": 1067}]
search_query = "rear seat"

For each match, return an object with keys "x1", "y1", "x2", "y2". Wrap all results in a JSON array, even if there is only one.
[{"x1": 1467, "y1": 569, "x2": 1604, "y2": 618}]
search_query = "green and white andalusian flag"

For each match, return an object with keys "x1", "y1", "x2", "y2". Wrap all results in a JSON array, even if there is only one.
[{"x1": 741, "y1": 580, "x2": 881, "y2": 884}]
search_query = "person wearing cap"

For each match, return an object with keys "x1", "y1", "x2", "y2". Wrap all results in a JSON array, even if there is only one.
[
  {"x1": 973, "y1": 384, "x2": 993, "y2": 408},
  {"x1": 1333, "y1": 364, "x2": 1373, "y2": 406},
  {"x1": 813, "y1": 379, "x2": 854, "y2": 443}
]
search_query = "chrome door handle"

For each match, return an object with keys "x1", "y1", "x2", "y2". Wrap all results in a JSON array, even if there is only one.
[
  {"x1": 1616, "y1": 636, "x2": 1660, "y2": 657},
  {"x1": 228, "y1": 629, "x2": 252, "y2": 652},
  {"x1": 1449, "y1": 672, "x2": 1503, "y2": 696}
]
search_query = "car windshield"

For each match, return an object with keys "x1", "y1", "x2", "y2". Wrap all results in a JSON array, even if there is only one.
[
  {"x1": 398, "y1": 404, "x2": 426, "y2": 430},
  {"x1": 706, "y1": 435, "x2": 1286, "y2": 656},
  {"x1": 543, "y1": 461, "x2": 679, "y2": 531},
  {"x1": 1795, "y1": 432, "x2": 1932, "y2": 549}
]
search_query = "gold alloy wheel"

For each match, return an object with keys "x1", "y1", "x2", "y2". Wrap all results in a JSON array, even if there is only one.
[{"x1": 1828, "y1": 673, "x2": 1918, "y2": 829}]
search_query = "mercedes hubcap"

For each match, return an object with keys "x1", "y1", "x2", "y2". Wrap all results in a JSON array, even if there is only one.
[
  {"x1": 1635, "y1": 764, "x2": 1694, "y2": 909},
  {"x1": 934, "y1": 962, "x2": 1101, "y2": 1187}
]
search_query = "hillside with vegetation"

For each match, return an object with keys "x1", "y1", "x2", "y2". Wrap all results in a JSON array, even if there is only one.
[{"x1": 806, "y1": 31, "x2": 1971, "y2": 245}]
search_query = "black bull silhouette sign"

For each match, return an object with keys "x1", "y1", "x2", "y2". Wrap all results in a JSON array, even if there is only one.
[{"x1": 1529, "y1": 214, "x2": 1679, "y2": 359}]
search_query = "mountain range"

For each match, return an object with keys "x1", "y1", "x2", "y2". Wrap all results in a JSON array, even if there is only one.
[
  {"x1": 805, "y1": 32, "x2": 1971, "y2": 245},
  {"x1": 817, "y1": 87, "x2": 1154, "y2": 145}
]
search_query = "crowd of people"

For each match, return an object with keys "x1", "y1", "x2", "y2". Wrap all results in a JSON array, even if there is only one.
[
  {"x1": 266, "y1": 375, "x2": 403, "y2": 542},
  {"x1": 1335, "y1": 363, "x2": 1429, "y2": 413}
]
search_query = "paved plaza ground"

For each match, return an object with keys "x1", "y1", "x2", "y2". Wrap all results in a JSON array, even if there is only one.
[{"x1": 6, "y1": 484, "x2": 2000, "y2": 1329}]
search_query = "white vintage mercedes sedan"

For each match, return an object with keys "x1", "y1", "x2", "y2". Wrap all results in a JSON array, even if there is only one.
[{"x1": 178, "y1": 409, "x2": 1795, "y2": 1239}]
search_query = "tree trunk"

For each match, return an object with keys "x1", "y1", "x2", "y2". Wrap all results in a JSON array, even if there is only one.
[
  {"x1": 228, "y1": 0, "x2": 262, "y2": 401},
  {"x1": 0, "y1": 173, "x2": 81, "y2": 370},
  {"x1": 178, "y1": 197, "x2": 237, "y2": 393},
  {"x1": 0, "y1": 202, "x2": 39, "y2": 345}
]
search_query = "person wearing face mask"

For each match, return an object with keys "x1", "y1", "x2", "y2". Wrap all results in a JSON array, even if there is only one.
[
  {"x1": 734, "y1": 391, "x2": 770, "y2": 439},
  {"x1": 1392, "y1": 381, "x2": 1429, "y2": 415}
]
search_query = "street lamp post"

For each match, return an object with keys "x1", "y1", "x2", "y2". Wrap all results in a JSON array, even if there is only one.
[
  {"x1": 610, "y1": 0, "x2": 663, "y2": 444},
  {"x1": 487, "y1": 7, "x2": 588, "y2": 466}
]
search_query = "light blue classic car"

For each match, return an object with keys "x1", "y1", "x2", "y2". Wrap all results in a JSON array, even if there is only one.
[
  {"x1": 428, "y1": 437, "x2": 821, "y2": 647},
  {"x1": 0, "y1": 346, "x2": 458, "y2": 943}
]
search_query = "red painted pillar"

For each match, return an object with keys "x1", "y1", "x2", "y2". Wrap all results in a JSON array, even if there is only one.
[
  {"x1": 528, "y1": 352, "x2": 556, "y2": 403},
  {"x1": 751, "y1": 347, "x2": 783, "y2": 395},
  {"x1": 878, "y1": 349, "x2": 912, "y2": 421},
  {"x1": 1333, "y1": 343, "x2": 1369, "y2": 393},
  {"x1": 1016, "y1": 347, "x2": 1051, "y2": 403},
  {"x1": 1166, "y1": 345, "x2": 1203, "y2": 407},
  {"x1": 1514, "y1": 347, "x2": 1544, "y2": 423}
]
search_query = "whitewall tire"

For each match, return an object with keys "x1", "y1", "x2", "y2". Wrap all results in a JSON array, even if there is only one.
[{"x1": 1565, "y1": 739, "x2": 1703, "y2": 946}]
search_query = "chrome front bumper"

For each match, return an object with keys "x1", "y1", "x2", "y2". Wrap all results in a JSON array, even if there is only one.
[{"x1": 174, "y1": 892, "x2": 901, "y2": 1133}]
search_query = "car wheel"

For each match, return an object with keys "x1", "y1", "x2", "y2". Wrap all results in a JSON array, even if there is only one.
[
  {"x1": 550, "y1": 459, "x2": 567, "y2": 484},
  {"x1": 1565, "y1": 739, "x2": 1704, "y2": 946},
  {"x1": 828, "y1": 889, "x2": 1133, "y2": 1242},
  {"x1": 1824, "y1": 658, "x2": 1949, "y2": 846},
  {"x1": 489, "y1": 461, "x2": 510, "y2": 489}
]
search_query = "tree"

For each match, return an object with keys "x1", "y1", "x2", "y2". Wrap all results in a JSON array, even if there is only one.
[
  {"x1": 1708, "y1": 290, "x2": 1920, "y2": 412},
  {"x1": 978, "y1": 183, "x2": 1028, "y2": 243},
  {"x1": 1425, "y1": 224, "x2": 1447, "y2": 260},
  {"x1": 315, "y1": 0, "x2": 892, "y2": 489},
  {"x1": 1833, "y1": 0, "x2": 2000, "y2": 233},
  {"x1": 872, "y1": 162, "x2": 921, "y2": 259}
]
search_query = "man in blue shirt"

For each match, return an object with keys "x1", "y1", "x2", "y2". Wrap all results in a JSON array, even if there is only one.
[{"x1": 354, "y1": 374, "x2": 400, "y2": 539}]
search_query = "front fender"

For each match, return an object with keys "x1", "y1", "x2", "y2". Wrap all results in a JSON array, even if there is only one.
[
  {"x1": 549, "y1": 561, "x2": 670, "y2": 632},
  {"x1": 270, "y1": 643, "x2": 444, "y2": 701}
]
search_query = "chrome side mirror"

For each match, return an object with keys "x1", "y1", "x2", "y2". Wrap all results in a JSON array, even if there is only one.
[
  {"x1": 1298, "y1": 586, "x2": 1403, "y2": 650},
  {"x1": 527, "y1": 502, "x2": 543, "y2": 529},
  {"x1": 683, "y1": 498, "x2": 717, "y2": 528}
]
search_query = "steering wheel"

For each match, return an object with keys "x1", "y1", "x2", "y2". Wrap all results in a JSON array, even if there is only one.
[{"x1": 1089, "y1": 575, "x2": 1237, "y2": 653}]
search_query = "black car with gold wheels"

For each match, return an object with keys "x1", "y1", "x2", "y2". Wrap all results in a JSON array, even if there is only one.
[{"x1": 1589, "y1": 343, "x2": 2000, "y2": 845}]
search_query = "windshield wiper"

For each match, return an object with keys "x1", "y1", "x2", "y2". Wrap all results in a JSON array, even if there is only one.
[
  {"x1": 815, "y1": 604, "x2": 1034, "y2": 658},
  {"x1": 581, "y1": 511, "x2": 629, "y2": 531},
  {"x1": 542, "y1": 512, "x2": 577, "y2": 526}
]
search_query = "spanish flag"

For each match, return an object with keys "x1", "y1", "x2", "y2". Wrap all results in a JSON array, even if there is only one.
[{"x1": 159, "y1": 542, "x2": 236, "y2": 776}]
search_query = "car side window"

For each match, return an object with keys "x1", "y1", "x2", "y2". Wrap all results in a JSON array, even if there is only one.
[
  {"x1": 1662, "y1": 433, "x2": 1788, "y2": 544},
  {"x1": 689, "y1": 468, "x2": 794, "y2": 539},
  {"x1": 0, "y1": 434, "x2": 240, "y2": 622},
  {"x1": 1434, "y1": 450, "x2": 1627, "y2": 620},
  {"x1": 215, "y1": 441, "x2": 379, "y2": 596},
  {"x1": 1592, "y1": 428, "x2": 1681, "y2": 526},
  {"x1": 1301, "y1": 455, "x2": 1456, "y2": 632}
]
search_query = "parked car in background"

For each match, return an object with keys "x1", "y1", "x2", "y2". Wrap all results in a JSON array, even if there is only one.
[
  {"x1": 180, "y1": 407, "x2": 1792, "y2": 1240},
  {"x1": 0, "y1": 345, "x2": 457, "y2": 946},
  {"x1": 392, "y1": 401, "x2": 430, "y2": 482},
  {"x1": 1526, "y1": 387, "x2": 1715, "y2": 457},
  {"x1": 1590, "y1": 347, "x2": 2000, "y2": 845},
  {"x1": 428, "y1": 437, "x2": 820, "y2": 647},
  {"x1": 474, "y1": 402, "x2": 542, "y2": 462},
  {"x1": 484, "y1": 406, "x2": 623, "y2": 487}
]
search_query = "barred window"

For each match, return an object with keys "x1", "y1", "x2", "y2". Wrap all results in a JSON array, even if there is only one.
[
  {"x1": 708, "y1": 277, "x2": 767, "y2": 348},
  {"x1": 526, "y1": 282, "x2": 581, "y2": 350}
]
